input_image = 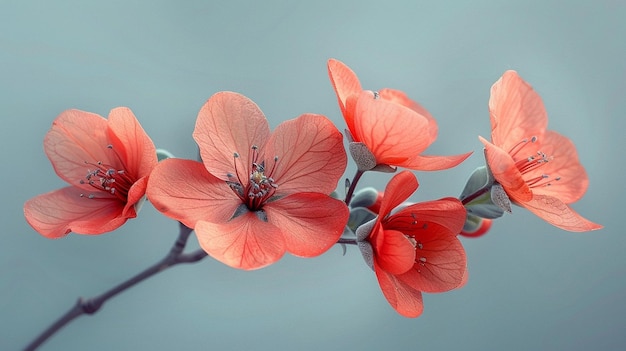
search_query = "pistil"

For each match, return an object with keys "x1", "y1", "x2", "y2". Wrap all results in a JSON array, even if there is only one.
[{"x1": 508, "y1": 136, "x2": 560, "y2": 188}]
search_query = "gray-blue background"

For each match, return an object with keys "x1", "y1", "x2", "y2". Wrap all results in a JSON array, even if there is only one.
[{"x1": 2, "y1": 1, "x2": 624, "y2": 350}]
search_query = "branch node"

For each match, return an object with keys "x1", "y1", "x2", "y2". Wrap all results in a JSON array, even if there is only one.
[{"x1": 80, "y1": 297, "x2": 102, "y2": 315}]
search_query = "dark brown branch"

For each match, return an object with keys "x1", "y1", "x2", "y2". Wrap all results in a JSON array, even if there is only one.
[
  {"x1": 337, "y1": 237, "x2": 358, "y2": 245},
  {"x1": 344, "y1": 170, "x2": 364, "y2": 206},
  {"x1": 23, "y1": 222, "x2": 207, "y2": 351}
]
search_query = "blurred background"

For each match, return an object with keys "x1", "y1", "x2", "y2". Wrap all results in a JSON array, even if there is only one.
[{"x1": 1, "y1": 1, "x2": 624, "y2": 350}]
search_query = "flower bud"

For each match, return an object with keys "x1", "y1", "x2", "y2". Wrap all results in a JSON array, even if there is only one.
[
  {"x1": 350, "y1": 187, "x2": 384, "y2": 213},
  {"x1": 460, "y1": 215, "x2": 493, "y2": 238},
  {"x1": 459, "y1": 166, "x2": 506, "y2": 219}
]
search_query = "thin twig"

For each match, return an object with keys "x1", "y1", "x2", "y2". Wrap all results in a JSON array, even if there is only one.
[
  {"x1": 337, "y1": 237, "x2": 358, "y2": 245},
  {"x1": 344, "y1": 169, "x2": 364, "y2": 206},
  {"x1": 460, "y1": 186, "x2": 489, "y2": 205},
  {"x1": 23, "y1": 222, "x2": 207, "y2": 351}
]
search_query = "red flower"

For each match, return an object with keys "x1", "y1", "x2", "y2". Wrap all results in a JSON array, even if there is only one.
[
  {"x1": 327, "y1": 58, "x2": 471, "y2": 171},
  {"x1": 147, "y1": 92, "x2": 349, "y2": 270},
  {"x1": 479, "y1": 71, "x2": 602, "y2": 232},
  {"x1": 356, "y1": 171, "x2": 467, "y2": 317},
  {"x1": 24, "y1": 108, "x2": 157, "y2": 238}
]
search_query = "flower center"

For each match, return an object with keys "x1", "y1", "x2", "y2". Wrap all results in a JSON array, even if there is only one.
[
  {"x1": 227, "y1": 145, "x2": 279, "y2": 211},
  {"x1": 391, "y1": 212, "x2": 430, "y2": 273},
  {"x1": 507, "y1": 136, "x2": 561, "y2": 188},
  {"x1": 79, "y1": 145, "x2": 132, "y2": 201},
  {"x1": 407, "y1": 218, "x2": 428, "y2": 273}
]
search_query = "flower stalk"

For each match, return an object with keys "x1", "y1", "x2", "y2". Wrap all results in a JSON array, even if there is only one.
[{"x1": 344, "y1": 169, "x2": 364, "y2": 206}]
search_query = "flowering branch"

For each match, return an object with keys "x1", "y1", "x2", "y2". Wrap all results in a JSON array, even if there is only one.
[
  {"x1": 21, "y1": 60, "x2": 603, "y2": 346},
  {"x1": 23, "y1": 222, "x2": 207, "y2": 351}
]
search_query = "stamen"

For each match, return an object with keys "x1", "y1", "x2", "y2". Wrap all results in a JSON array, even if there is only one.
[
  {"x1": 508, "y1": 138, "x2": 529, "y2": 157},
  {"x1": 227, "y1": 181, "x2": 244, "y2": 197},
  {"x1": 250, "y1": 146, "x2": 258, "y2": 165},
  {"x1": 231, "y1": 152, "x2": 246, "y2": 187},
  {"x1": 261, "y1": 156, "x2": 279, "y2": 178},
  {"x1": 515, "y1": 148, "x2": 553, "y2": 174},
  {"x1": 79, "y1": 151, "x2": 131, "y2": 201},
  {"x1": 526, "y1": 173, "x2": 554, "y2": 187},
  {"x1": 226, "y1": 146, "x2": 281, "y2": 211},
  {"x1": 508, "y1": 136, "x2": 538, "y2": 158},
  {"x1": 105, "y1": 144, "x2": 127, "y2": 168},
  {"x1": 253, "y1": 160, "x2": 265, "y2": 173}
]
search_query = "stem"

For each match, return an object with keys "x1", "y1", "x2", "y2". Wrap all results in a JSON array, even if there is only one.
[
  {"x1": 23, "y1": 222, "x2": 207, "y2": 351},
  {"x1": 337, "y1": 237, "x2": 358, "y2": 245},
  {"x1": 461, "y1": 186, "x2": 490, "y2": 205},
  {"x1": 344, "y1": 170, "x2": 364, "y2": 206}
]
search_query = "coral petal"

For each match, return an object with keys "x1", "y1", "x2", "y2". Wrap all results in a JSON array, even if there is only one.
[
  {"x1": 521, "y1": 195, "x2": 603, "y2": 232},
  {"x1": 398, "y1": 225, "x2": 467, "y2": 293},
  {"x1": 391, "y1": 197, "x2": 467, "y2": 235},
  {"x1": 480, "y1": 136, "x2": 532, "y2": 202},
  {"x1": 376, "y1": 229, "x2": 416, "y2": 275},
  {"x1": 106, "y1": 107, "x2": 157, "y2": 178},
  {"x1": 264, "y1": 193, "x2": 348, "y2": 257},
  {"x1": 355, "y1": 91, "x2": 431, "y2": 166},
  {"x1": 193, "y1": 91, "x2": 271, "y2": 181},
  {"x1": 146, "y1": 158, "x2": 240, "y2": 228},
  {"x1": 123, "y1": 175, "x2": 149, "y2": 217},
  {"x1": 195, "y1": 213, "x2": 286, "y2": 270},
  {"x1": 525, "y1": 131, "x2": 589, "y2": 203},
  {"x1": 374, "y1": 262, "x2": 424, "y2": 318},
  {"x1": 44, "y1": 110, "x2": 110, "y2": 187},
  {"x1": 457, "y1": 266, "x2": 469, "y2": 288},
  {"x1": 264, "y1": 113, "x2": 347, "y2": 195},
  {"x1": 327, "y1": 58, "x2": 362, "y2": 134},
  {"x1": 403, "y1": 152, "x2": 473, "y2": 172},
  {"x1": 24, "y1": 186, "x2": 126, "y2": 238},
  {"x1": 489, "y1": 70, "x2": 548, "y2": 150},
  {"x1": 378, "y1": 171, "x2": 418, "y2": 217},
  {"x1": 378, "y1": 88, "x2": 438, "y2": 140}
]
